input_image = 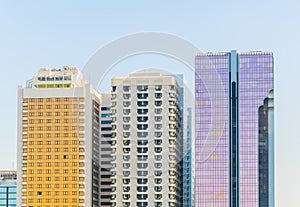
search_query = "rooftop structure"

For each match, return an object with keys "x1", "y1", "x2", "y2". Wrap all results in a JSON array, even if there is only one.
[{"x1": 28, "y1": 66, "x2": 85, "y2": 88}]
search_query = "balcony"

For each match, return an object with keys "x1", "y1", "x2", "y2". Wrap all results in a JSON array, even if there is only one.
[
  {"x1": 123, "y1": 94, "x2": 131, "y2": 100},
  {"x1": 137, "y1": 109, "x2": 148, "y2": 115},
  {"x1": 155, "y1": 101, "x2": 162, "y2": 107},
  {"x1": 137, "y1": 101, "x2": 148, "y2": 107},
  {"x1": 137, "y1": 117, "x2": 148, "y2": 124},
  {"x1": 137, "y1": 85, "x2": 148, "y2": 92},
  {"x1": 137, "y1": 124, "x2": 148, "y2": 130},
  {"x1": 155, "y1": 93, "x2": 162, "y2": 99},
  {"x1": 137, "y1": 93, "x2": 148, "y2": 99}
]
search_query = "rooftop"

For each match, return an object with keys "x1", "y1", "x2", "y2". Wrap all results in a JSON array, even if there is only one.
[
  {"x1": 0, "y1": 170, "x2": 17, "y2": 180},
  {"x1": 27, "y1": 66, "x2": 86, "y2": 88}
]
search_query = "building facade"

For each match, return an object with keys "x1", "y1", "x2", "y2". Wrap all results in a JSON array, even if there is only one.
[
  {"x1": 0, "y1": 171, "x2": 17, "y2": 207},
  {"x1": 183, "y1": 107, "x2": 193, "y2": 207},
  {"x1": 17, "y1": 67, "x2": 101, "y2": 207},
  {"x1": 99, "y1": 94, "x2": 112, "y2": 207},
  {"x1": 110, "y1": 72, "x2": 182, "y2": 207},
  {"x1": 195, "y1": 51, "x2": 274, "y2": 207},
  {"x1": 174, "y1": 74, "x2": 184, "y2": 207},
  {"x1": 258, "y1": 90, "x2": 274, "y2": 207}
]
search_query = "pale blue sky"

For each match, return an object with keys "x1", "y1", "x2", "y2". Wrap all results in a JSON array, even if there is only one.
[{"x1": 0, "y1": 0, "x2": 299, "y2": 206}]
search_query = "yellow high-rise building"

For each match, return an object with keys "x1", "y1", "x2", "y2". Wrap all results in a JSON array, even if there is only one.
[{"x1": 17, "y1": 67, "x2": 101, "y2": 207}]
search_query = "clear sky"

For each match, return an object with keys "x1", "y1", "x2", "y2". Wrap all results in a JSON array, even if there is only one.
[{"x1": 0, "y1": 0, "x2": 299, "y2": 206}]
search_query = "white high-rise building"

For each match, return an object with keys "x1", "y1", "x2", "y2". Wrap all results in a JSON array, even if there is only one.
[{"x1": 110, "y1": 72, "x2": 182, "y2": 207}]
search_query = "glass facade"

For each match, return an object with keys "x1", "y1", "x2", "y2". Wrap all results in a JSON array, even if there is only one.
[
  {"x1": 195, "y1": 51, "x2": 274, "y2": 207},
  {"x1": 195, "y1": 53, "x2": 229, "y2": 206},
  {"x1": 239, "y1": 53, "x2": 273, "y2": 206},
  {"x1": 0, "y1": 186, "x2": 16, "y2": 207},
  {"x1": 258, "y1": 98, "x2": 269, "y2": 207}
]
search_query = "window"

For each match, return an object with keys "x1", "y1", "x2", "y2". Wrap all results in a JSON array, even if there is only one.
[
  {"x1": 155, "y1": 124, "x2": 162, "y2": 130},
  {"x1": 155, "y1": 147, "x2": 162, "y2": 153},
  {"x1": 155, "y1": 116, "x2": 162, "y2": 122},
  {"x1": 137, "y1": 140, "x2": 148, "y2": 146},
  {"x1": 155, "y1": 85, "x2": 162, "y2": 91},
  {"x1": 137, "y1": 155, "x2": 148, "y2": 161},
  {"x1": 123, "y1": 179, "x2": 130, "y2": 184},
  {"x1": 137, "y1": 85, "x2": 148, "y2": 91},
  {"x1": 169, "y1": 85, "x2": 175, "y2": 91},
  {"x1": 101, "y1": 120, "x2": 112, "y2": 124},
  {"x1": 123, "y1": 94, "x2": 131, "y2": 99},
  {"x1": 123, "y1": 109, "x2": 130, "y2": 115},
  {"x1": 137, "y1": 93, "x2": 148, "y2": 99},
  {"x1": 123, "y1": 132, "x2": 130, "y2": 138},
  {"x1": 123, "y1": 117, "x2": 130, "y2": 123},
  {"x1": 137, "y1": 186, "x2": 148, "y2": 192},
  {"x1": 123, "y1": 125, "x2": 130, "y2": 130},
  {"x1": 155, "y1": 132, "x2": 162, "y2": 138},
  {"x1": 123, "y1": 186, "x2": 130, "y2": 192},
  {"x1": 137, "y1": 109, "x2": 148, "y2": 115},
  {"x1": 137, "y1": 117, "x2": 148, "y2": 123},
  {"x1": 137, "y1": 101, "x2": 148, "y2": 107},
  {"x1": 155, "y1": 93, "x2": 162, "y2": 99},
  {"x1": 123, "y1": 148, "x2": 130, "y2": 154},
  {"x1": 123, "y1": 86, "x2": 130, "y2": 92},
  {"x1": 155, "y1": 194, "x2": 162, "y2": 200},
  {"x1": 155, "y1": 139, "x2": 162, "y2": 145},
  {"x1": 137, "y1": 194, "x2": 148, "y2": 200},
  {"x1": 155, "y1": 163, "x2": 162, "y2": 169},
  {"x1": 123, "y1": 140, "x2": 130, "y2": 146},
  {"x1": 137, "y1": 132, "x2": 148, "y2": 138},
  {"x1": 137, "y1": 171, "x2": 148, "y2": 176},
  {"x1": 123, "y1": 171, "x2": 130, "y2": 177},
  {"x1": 137, "y1": 178, "x2": 148, "y2": 184},
  {"x1": 123, "y1": 101, "x2": 130, "y2": 107},
  {"x1": 137, "y1": 147, "x2": 148, "y2": 153},
  {"x1": 137, "y1": 163, "x2": 148, "y2": 169},
  {"x1": 123, "y1": 155, "x2": 130, "y2": 161},
  {"x1": 154, "y1": 186, "x2": 162, "y2": 192},
  {"x1": 137, "y1": 124, "x2": 148, "y2": 130}
]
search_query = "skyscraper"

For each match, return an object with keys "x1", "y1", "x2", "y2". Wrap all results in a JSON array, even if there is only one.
[
  {"x1": 99, "y1": 94, "x2": 113, "y2": 207},
  {"x1": 183, "y1": 107, "x2": 193, "y2": 207},
  {"x1": 17, "y1": 67, "x2": 101, "y2": 207},
  {"x1": 195, "y1": 51, "x2": 274, "y2": 207},
  {"x1": 173, "y1": 74, "x2": 184, "y2": 207},
  {"x1": 110, "y1": 71, "x2": 182, "y2": 207},
  {"x1": 258, "y1": 90, "x2": 274, "y2": 207}
]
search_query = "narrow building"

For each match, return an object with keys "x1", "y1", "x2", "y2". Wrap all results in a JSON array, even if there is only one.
[{"x1": 99, "y1": 94, "x2": 112, "y2": 207}]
